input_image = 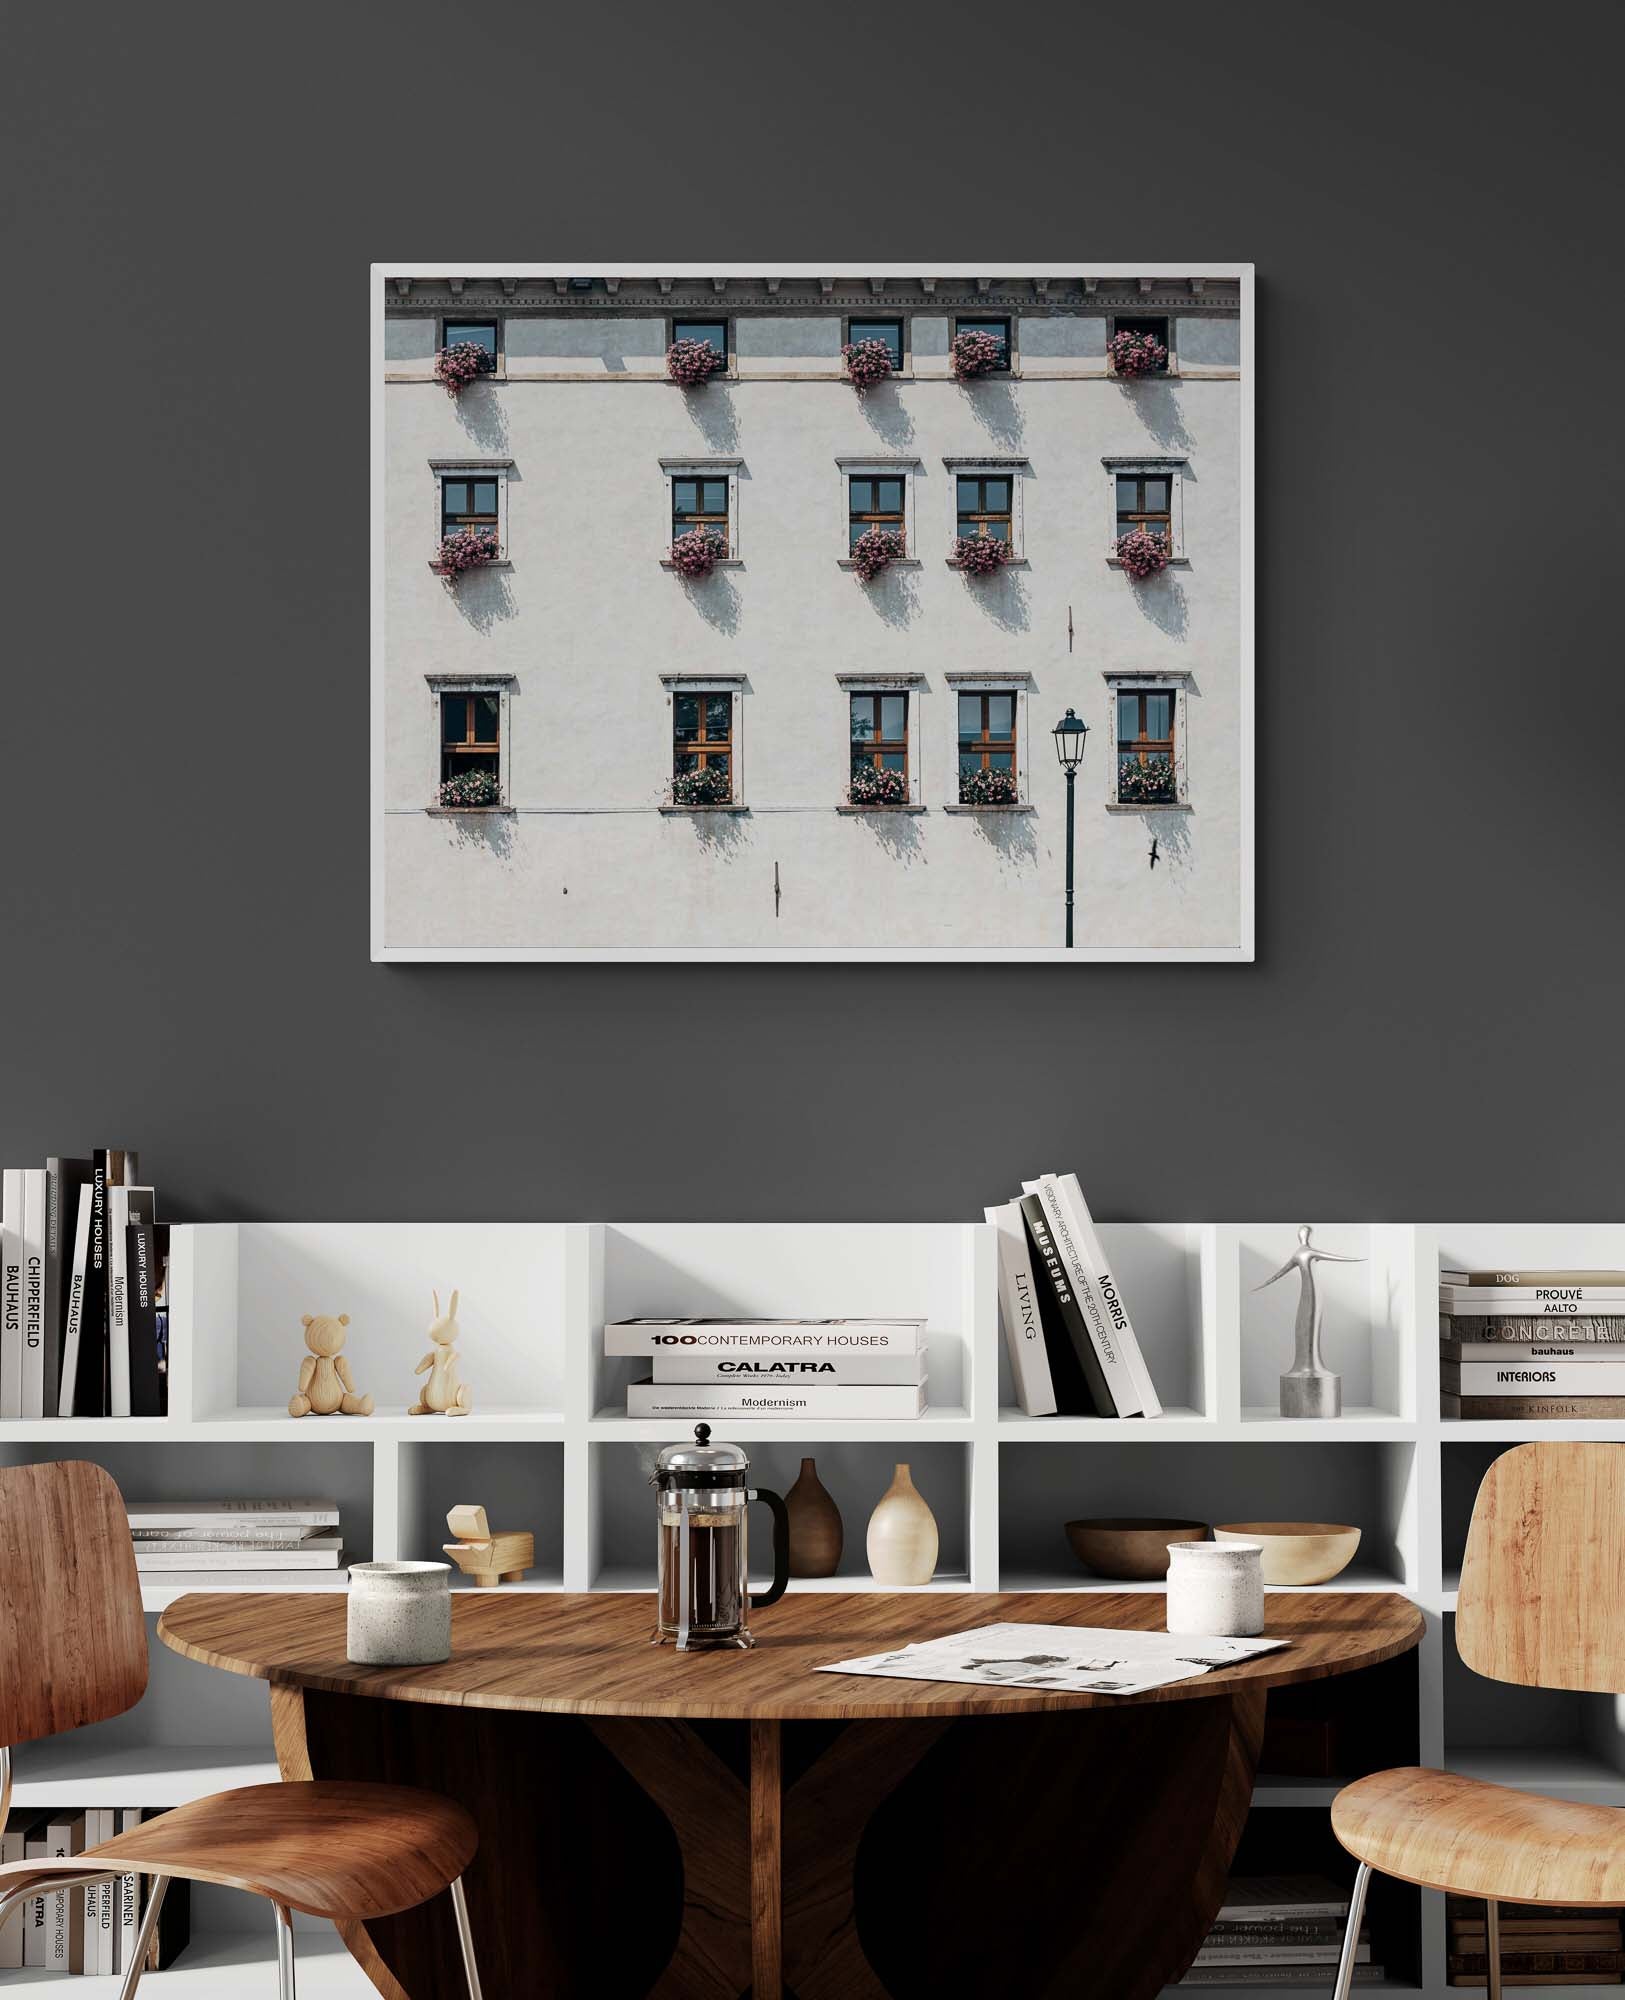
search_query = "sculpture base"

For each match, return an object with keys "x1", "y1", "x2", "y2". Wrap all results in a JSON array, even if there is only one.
[{"x1": 1280, "y1": 1371, "x2": 1341, "y2": 1419}]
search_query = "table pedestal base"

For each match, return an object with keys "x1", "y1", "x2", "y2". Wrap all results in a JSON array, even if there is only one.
[{"x1": 272, "y1": 1682, "x2": 1265, "y2": 2000}]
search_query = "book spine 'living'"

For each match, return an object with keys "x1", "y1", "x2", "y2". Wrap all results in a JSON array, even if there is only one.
[
  {"x1": 1024, "y1": 1182, "x2": 1139, "y2": 1414},
  {"x1": 0, "y1": 1169, "x2": 22, "y2": 1420},
  {"x1": 19, "y1": 1169, "x2": 46, "y2": 1419},
  {"x1": 986, "y1": 1200, "x2": 1057, "y2": 1416},
  {"x1": 1018, "y1": 1194, "x2": 1116, "y2": 1416},
  {"x1": 626, "y1": 1380, "x2": 926, "y2": 1419},
  {"x1": 1053, "y1": 1172, "x2": 1163, "y2": 1418}
]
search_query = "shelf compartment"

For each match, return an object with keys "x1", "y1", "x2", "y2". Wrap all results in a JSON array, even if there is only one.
[
  {"x1": 1233, "y1": 1224, "x2": 1416, "y2": 1422},
  {"x1": 396, "y1": 1437, "x2": 565, "y2": 1588},
  {"x1": 1443, "y1": 1612, "x2": 1625, "y2": 1803},
  {"x1": 998, "y1": 1440, "x2": 1420, "y2": 1595},
  {"x1": 6, "y1": 1741, "x2": 279, "y2": 1807},
  {"x1": 591, "y1": 1222, "x2": 979, "y2": 1423},
  {"x1": 586, "y1": 1437, "x2": 974, "y2": 1593},
  {"x1": 177, "y1": 1222, "x2": 570, "y2": 1424}
]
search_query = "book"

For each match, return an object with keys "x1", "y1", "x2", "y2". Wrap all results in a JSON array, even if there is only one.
[
  {"x1": 1441, "y1": 1338, "x2": 1625, "y2": 1362},
  {"x1": 19, "y1": 1167, "x2": 46, "y2": 1418},
  {"x1": 145, "y1": 1865, "x2": 190, "y2": 1972},
  {"x1": 1444, "y1": 1359, "x2": 1625, "y2": 1395},
  {"x1": 127, "y1": 1220, "x2": 168, "y2": 1417},
  {"x1": 68, "y1": 1150, "x2": 111, "y2": 1417},
  {"x1": 651, "y1": 1349, "x2": 926, "y2": 1384},
  {"x1": 23, "y1": 1822, "x2": 49, "y2": 1966},
  {"x1": 625, "y1": 1379, "x2": 926, "y2": 1419},
  {"x1": 57, "y1": 1183, "x2": 95, "y2": 1417},
  {"x1": 131, "y1": 1528, "x2": 344, "y2": 1550},
  {"x1": 117, "y1": 1809, "x2": 142, "y2": 1974},
  {"x1": 134, "y1": 1541, "x2": 345, "y2": 1570},
  {"x1": 0, "y1": 1168, "x2": 21, "y2": 1419},
  {"x1": 1215, "y1": 1877, "x2": 1351, "y2": 1922},
  {"x1": 84, "y1": 1806, "x2": 113, "y2": 1974},
  {"x1": 1444, "y1": 1312, "x2": 1625, "y2": 1340},
  {"x1": 1442, "y1": 1288, "x2": 1625, "y2": 1311},
  {"x1": 1024, "y1": 1178, "x2": 1141, "y2": 1415},
  {"x1": 1193, "y1": 1940, "x2": 1368, "y2": 1965},
  {"x1": 126, "y1": 1498, "x2": 341, "y2": 1529},
  {"x1": 1452, "y1": 1926, "x2": 1621, "y2": 1951},
  {"x1": 44, "y1": 1808, "x2": 86, "y2": 1971},
  {"x1": 42, "y1": 1157, "x2": 90, "y2": 1419},
  {"x1": 1449, "y1": 1948, "x2": 1625, "y2": 1974},
  {"x1": 1442, "y1": 1391, "x2": 1625, "y2": 1419},
  {"x1": 1204, "y1": 1920, "x2": 1348, "y2": 1944},
  {"x1": 1179, "y1": 1967, "x2": 1386, "y2": 1987},
  {"x1": 107, "y1": 1185, "x2": 155, "y2": 1417},
  {"x1": 1019, "y1": 1193, "x2": 1117, "y2": 1416},
  {"x1": 605, "y1": 1318, "x2": 924, "y2": 1355},
  {"x1": 1050, "y1": 1172, "x2": 1163, "y2": 1418},
  {"x1": 986, "y1": 1199, "x2": 1057, "y2": 1416},
  {"x1": 0, "y1": 1811, "x2": 39, "y2": 1968},
  {"x1": 1442, "y1": 1269, "x2": 1625, "y2": 1287}
]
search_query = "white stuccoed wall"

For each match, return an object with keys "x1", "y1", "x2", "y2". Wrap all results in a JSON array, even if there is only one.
[{"x1": 382, "y1": 292, "x2": 1243, "y2": 951}]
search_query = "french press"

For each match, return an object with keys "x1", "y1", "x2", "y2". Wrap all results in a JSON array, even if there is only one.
[{"x1": 652, "y1": 1426, "x2": 790, "y2": 1650}]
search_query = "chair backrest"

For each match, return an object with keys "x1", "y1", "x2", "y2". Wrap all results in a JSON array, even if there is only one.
[
  {"x1": 1457, "y1": 1440, "x2": 1625, "y2": 1693},
  {"x1": 0, "y1": 1461, "x2": 147, "y2": 1748}
]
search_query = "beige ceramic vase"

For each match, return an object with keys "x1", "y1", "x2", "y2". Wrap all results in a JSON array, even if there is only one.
[
  {"x1": 866, "y1": 1463, "x2": 938, "y2": 1586},
  {"x1": 785, "y1": 1457, "x2": 844, "y2": 1578}
]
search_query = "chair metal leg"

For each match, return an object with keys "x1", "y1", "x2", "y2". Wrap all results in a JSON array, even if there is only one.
[
  {"x1": 1332, "y1": 1861, "x2": 1372, "y2": 2000},
  {"x1": 276, "y1": 1902, "x2": 297, "y2": 2000},
  {"x1": 450, "y1": 1876, "x2": 483, "y2": 2000},
  {"x1": 1485, "y1": 1897, "x2": 1502, "y2": 2000},
  {"x1": 119, "y1": 1875, "x2": 168, "y2": 2000}
]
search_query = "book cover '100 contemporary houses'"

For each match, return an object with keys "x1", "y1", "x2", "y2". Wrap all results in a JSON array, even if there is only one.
[{"x1": 371, "y1": 265, "x2": 1253, "y2": 962}]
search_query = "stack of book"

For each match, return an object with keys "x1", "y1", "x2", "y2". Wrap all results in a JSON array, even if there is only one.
[
  {"x1": 609, "y1": 1319, "x2": 928, "y2": 1419},
  {"x1": 0, "y1": 1148, "x2": 170, "y2": 1421},
  {"x1": 1440, "y1": 1265, "x2": 1625, "y2": 1419},
  {"x1": 1179, "y1": 1875, "x2": 1383, "y2": 1986},
  {"x1": 986, "y1": 1171, "x2": 1162, "y2": 1417},
  {"x1": 0, "y1": 1810, "x2": 189, "y2": 1975},
  {"x1": 129, "y1": 1497, "x2": 344, "y2": 1573},
  {"x1": 1446, "y1": 1896, "x2": 1623, "y2": 1985}
]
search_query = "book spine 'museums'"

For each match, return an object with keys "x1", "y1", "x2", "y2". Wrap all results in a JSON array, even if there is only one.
[{"x1": 1019, "y1": 1193, "x2": 1117, "y2": 1417}]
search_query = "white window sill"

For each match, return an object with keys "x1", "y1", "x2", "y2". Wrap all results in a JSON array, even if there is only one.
[
  {"x1": 1104, "y1": 801, "x2": 1191, "y2": 814},
  {"x1": 427, "y1": 559, "x2": 513, "y2": 572},
  {"x1": 838, "y1": 803, "x2": 926, "y2": 816},
  {"x1": 1107, "y1": 556, "x2": 1188, "y2": 569},
  {"x1": 425, "y1": 806, "x2": 514, "y2": 817},
  {"x1": 837, "y1": 557, "x2": 922, "y2": 570},
  {"x1": 945, "y1": 557, "x2": 1029, "y2": 571},
  {"x1": 942, "y1": 802, "x2": 1035, "y2": 815},
  {"x1": 658, "y1": 803, "x2": 748, "y2": 815},
  {"x1": 660, "y1": 558, "x2": 743, "y2": 570}
]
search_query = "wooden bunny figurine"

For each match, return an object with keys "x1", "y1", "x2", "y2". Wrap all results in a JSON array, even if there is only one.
[
  {"x1": 410, "y1": 1289, "x2": 473, "y2": 1416},
  {"x1": 288, "y1": 1313, "x2": 374, "y2": 1418}
]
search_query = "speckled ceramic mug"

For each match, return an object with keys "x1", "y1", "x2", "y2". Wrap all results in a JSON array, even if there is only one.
[
  {"x1": 347, "y1": 1560, "x2": 453, "y2": 1665},
  {"x1": 1165, "y1": 1540, "x2": 1265, "y2": 1638}
]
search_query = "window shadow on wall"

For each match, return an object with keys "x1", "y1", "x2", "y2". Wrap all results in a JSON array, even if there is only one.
[
  {"x1": 454, "y1": 383, "x2": 509, "y2": 453},
  {"x1": 857, "y1": 565, "x2": 921, "y2": 630},
  {"x1": 1117, "y1": 380, "x2": 1192, "y2": 456},
  {"x1": 845, "y1": 811, "x2": 925, "y2": 868},
  {"x1": 679, "y1": 571, "x2": 742, "y2": 635},
  {"x1": 1128, "y1": 571, "x2": 1188, "y2": 640},
  {"x1": 957, "y1": 377, "x2": 1025, "y2": 451},
  {"x1": 449, "y1": 567, "x2": 518, "y2": 634},
  {"x1": 965, "y1": 808, "x2": 1040, "y2": 869},
  {"x1": 856, "y1": 381, "x2": 916, "y2": 450},
  {"x1": 959, "y1": 567, "x2": 1030, "y2": 633},
  {"x1": 680, "y1": 809, "x2": 751, "y2": 857},
  {"x1": 682, "y1": 384, "x2": 740, "y2": 453},
  {"x1": 434, "y1": 810, "x2": 516, "y2": 861}
]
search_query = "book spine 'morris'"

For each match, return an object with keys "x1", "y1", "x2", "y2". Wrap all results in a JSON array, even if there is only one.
[
  {"x1": 986, "y1": 1200, "x2": 1057, "y2": 1416},
  {"x1": 56, "y1": 1183, "x2": 94, "y2": 1417},
  {"x1": 71, "y1": 1151, "x2": 110, "y2": 1417},
  {"x1": 1024, "y1": 1180, "x2": 1140, "y2": 1414},
  {"x1": 42, "y1": 1158, "x2": 89, "y2": 1419},
  {"x1": 1018, "y1": 1194, "x2": 1116, "y2": 1416},
  {"x1": 651, "y1": 1350, "x2": 926, "y2": 1384},
  {"x1": 625, "y1": 1380, "x2": 925, "y2": 1419},
  {"x1": 19, "y1": 1169, "x2": 47, "y2": 1418},
  {"x1": 0, "y1": 1169, "x2": 22, "y2": 1419},
  {"x1": 1053, "y1": 1172, "x2": 1162, "y2": 1418}
]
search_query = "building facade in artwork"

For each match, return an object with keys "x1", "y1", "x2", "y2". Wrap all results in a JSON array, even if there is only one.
[{"x1": 378, "y1": 273, "x2": 1246, "y2": 956}]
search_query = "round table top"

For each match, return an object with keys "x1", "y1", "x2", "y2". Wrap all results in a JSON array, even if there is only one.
[{"x1": 159, "y1": 1588, "x2": 1422, "y2": 1722}]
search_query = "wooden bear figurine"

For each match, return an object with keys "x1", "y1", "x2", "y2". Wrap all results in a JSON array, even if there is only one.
[
  {"x1": 410, "y1": 1289, "x2": 473, "y2": 1417},
  {"x1": 288, "y1": 1313, "x2": 374, "y2": 1418}
]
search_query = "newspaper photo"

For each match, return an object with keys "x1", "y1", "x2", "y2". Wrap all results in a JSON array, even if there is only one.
[{"x1": 819, "y1": 1621, "x2": 1289, "y2": 1697}]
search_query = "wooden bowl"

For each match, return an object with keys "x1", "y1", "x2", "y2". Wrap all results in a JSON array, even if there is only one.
[
  {"x1": 1214, "y1": 1521, "x2": 1361, "y2": 1585},
  {"x1": 1065, "y1": 1518, "x2": 1210, "y2": 1580}
]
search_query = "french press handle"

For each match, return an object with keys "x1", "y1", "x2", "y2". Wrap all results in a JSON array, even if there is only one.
[{"x1": 748, "y1": 1486, "x2": 791, "y2": 1610}]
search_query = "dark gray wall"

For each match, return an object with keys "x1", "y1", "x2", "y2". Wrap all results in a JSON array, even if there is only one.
[{"x1": 2, "y1": 3, "x2": 1621, "y2": 1223}]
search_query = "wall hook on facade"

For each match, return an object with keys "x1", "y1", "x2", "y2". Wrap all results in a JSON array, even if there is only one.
[
  {"x1": 1148, "y1": 837, "x2": 1159, "y2": 869},
  {"x1": 774, "y1": 860, "x2": 781, "y2": 917},
  {"x1": 1067, "y1": 605, "x2": 1074, "y2": 654}
]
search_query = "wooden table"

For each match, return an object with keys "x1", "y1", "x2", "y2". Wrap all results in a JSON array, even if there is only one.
[{"x1": 159, "y1": 1589, "x2": 1421, "y2": 2000}]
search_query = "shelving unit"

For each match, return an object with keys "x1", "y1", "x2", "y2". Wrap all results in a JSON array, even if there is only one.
[{"x1": 3, "y1": 1219, "x2": 1622, "y2": 1994}]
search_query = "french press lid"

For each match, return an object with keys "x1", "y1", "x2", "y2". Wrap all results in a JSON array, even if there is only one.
[{"x1": 655, "y1": 1424, "x2": 750, "y2": 1488}]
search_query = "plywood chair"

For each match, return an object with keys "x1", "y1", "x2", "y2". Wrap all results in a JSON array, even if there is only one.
[
  {"x1": 1329, "y1": 1441, "x2": 1625, "y2": 1999},
  {"x1": 0, "y1": 1460, "x2": 485, "y2": 1999}
]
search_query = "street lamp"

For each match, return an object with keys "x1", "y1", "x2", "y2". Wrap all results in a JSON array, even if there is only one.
[{"x1": 1052, "y1": 708, "x2": 1089, "y2": 948}]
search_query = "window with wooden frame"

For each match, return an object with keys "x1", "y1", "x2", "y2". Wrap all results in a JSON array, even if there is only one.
[
  {"x1": 1115, "y1": 472, "x2": 1171, "y2": 545},
  {"x1": 671, "y1": 319, "x2": 729, "y2": 367},
  {"x1": 848, "y1": 474, "x2": 906, "y2": 552},
  {"x1": 953, "y1": 316, "x2": 1011, "y2": 369},
  {"x1": 440, "y1": 690, "x2": 501, "y2": 786},
  {"x1": 850, "y1": 691, "x2": 909, "y2": 778},
  {"x1": 1109, "y1": 314, "x2": 1170, "y2": 373},
  {"x1": 673, "y1": 690, "x2": 733, "y2": 785},
  {"x1": 847, "y1": 318, "x2": 904, "y2": 369},
  {"x1": 957, "y1": 691, "x2": 1017, "y2": 783},
  {"x1": 672, "y1": 474, "x2": 730, "y2": 553},
  {"x1": 442, "y1": 320, "x2": 499, "y2": 369},
  {"x1": 1116, "y1": 687, "x2": 1176, "y2": 789},
  {"x1": 956, "y1": 473, "x2": 1013, "y2": 543},
  {"x1": 441, "y1": 474, "x2": 501, "y2": 545}
]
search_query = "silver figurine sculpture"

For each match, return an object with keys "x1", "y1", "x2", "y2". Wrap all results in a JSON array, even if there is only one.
[{"x1": 1254, "y1": 1225, "x2": 1365, "y2": 1418}]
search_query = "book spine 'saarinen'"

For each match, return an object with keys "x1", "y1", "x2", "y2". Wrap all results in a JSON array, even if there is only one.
[
  {"x1": 651, "y1": 1350, "x2": 925, "y2": 1384},
  {"x1": 986, "y1": 1200, "x2": 1057, "y2": 1417},
  {"x1": 626, "y1": 1379, "x2": 926, "y2": 1419}
]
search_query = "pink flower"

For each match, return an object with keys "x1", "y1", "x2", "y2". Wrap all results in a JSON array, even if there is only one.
[
  {"x1": 430, "y1": 529, "x2": 501, "y2": 579},
  {"x1": 434, "y1": 342, "x2": 494, "y2": 396},
  {"x1": 950, "y1": 329, "x2": 1005, "y2": 381},
  {"x1": 1114, "y1": 528, "x2": 1171, "y2": 579},
  {"x1": 666, "y1": 338, "x2": 726, "y2": 388},
  {"x1": 669, "y1": 528, "x2": 726, "y2": 577},
  {"x1": 842, "y1": 338, "x2": 895, "y2": 391},
  {"x1": 1107, "y1": 329, "x2": 1168, "y2": 378},
  {"x1": 849, "y1": 527, "x2": 905, "y2": 582},
  {"x1": 949, "y1": 534, "x2": 1013, "y2": 577},
  {"x1": 846, "y1": 765, "x2": 909, "y2": 807}
]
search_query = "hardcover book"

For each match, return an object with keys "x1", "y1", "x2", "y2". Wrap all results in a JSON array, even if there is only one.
[
  {"x1": 42, "y1": 1156, "x2": 90, "y2": 1419},
  {"x1": 986, "y1": 1199, "x2": 1057, "y2": 1416},
  {"x1": 626, "y1": 1379, "x2": 926, "y2": 1420},
  {"x1": 0, "y1": 1169, "x2": 22, "y2": 1420},
  {"x1": 57, "y1": 1183, "x2": 95, "y2": 1418},
  {"x1": 1442, "y1": 1391, "x2": 1625, "y2": 1419},
  {"x1": 18, "y1": 1168, "x2": 47, "y2": 1418},
  {"x1": 1019, "y1": 1192, "x2": 1118, "y2": 1417},
  {"x1": 605, "y1": 1318, "x2": 923, "y2": 1355},
  {"x1": 1024, "y1": 1178, "x2": 1141, "y2": 1415},
  {"x1": 1443, "y1": 1312, "x2": 1625, "y2": 1340},
  {"x1": 650, "y1": 1349, "x2": 926, "y2": 1384}
]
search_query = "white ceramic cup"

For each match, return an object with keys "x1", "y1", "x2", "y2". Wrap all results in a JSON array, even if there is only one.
[
  {"x1": 347, "y1": 1560, "x2": 453, "y2": 1665},
  {"x1": 1165, "y1": 1540, "x2": 1265, "y2": 1637}
]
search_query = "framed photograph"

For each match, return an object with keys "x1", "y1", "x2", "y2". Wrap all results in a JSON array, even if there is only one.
[{"x1": 372, "y1": 264, "x2": 1252, "y2": 962}]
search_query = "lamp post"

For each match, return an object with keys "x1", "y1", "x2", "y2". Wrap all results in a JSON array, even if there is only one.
[{"x1": 1052, "y1": 708, "x2": 1089, "y2": 948}]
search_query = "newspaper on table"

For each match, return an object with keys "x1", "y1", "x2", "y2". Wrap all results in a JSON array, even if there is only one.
[{"x1": 819, "y1": 1621, "x2": 1289, "y2": 1697}]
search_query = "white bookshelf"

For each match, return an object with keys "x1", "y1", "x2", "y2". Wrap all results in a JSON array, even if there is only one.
[{"x1": 3, "y1": 1218, "x2": 1622, "y2": 1994}]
